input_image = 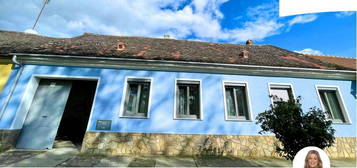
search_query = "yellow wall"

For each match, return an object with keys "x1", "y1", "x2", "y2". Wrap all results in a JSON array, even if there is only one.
[{"x1": 0, "y1": 64, "x2": 13, "y2": 92}]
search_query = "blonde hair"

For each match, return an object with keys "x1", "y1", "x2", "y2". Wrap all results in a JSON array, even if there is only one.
[{"x1": 304, "y1": 150, "x2": 323, "y2": 168}]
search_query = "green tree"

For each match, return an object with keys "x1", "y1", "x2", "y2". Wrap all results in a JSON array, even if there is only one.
[{"x1": 256, "y1": 96, "x2": 335, "y2": 160}]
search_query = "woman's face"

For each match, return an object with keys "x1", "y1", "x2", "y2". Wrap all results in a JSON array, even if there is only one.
[{"x1": 307, "y1": 153, "x2": 318, "y2": 168}]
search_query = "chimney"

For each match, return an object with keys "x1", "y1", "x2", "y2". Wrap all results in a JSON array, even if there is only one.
[
  {"x1": 240, "y1": 50, "x2": 249, "y2": 58},
  {"x1": 246, "y1": 40, "x2": 253, "y2": 45},
  {"x1": 164, "y1": 34, "x2": 171, "y2": 39}
]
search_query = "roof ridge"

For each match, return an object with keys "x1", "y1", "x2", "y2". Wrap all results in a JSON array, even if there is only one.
[
  {"x1": 0, "y1": 30, "x2": 70, "y2": 39},
  {"x1": 303, "y1": 53, "x2": 356, "y2": 59},
  {"x1": 266, "y1": 45, "x2": 304, "y2": 56},
  {"x1": 1, "y1": 30, "x2": 271, "y2": 48},
  {"x1": 77, "y1": 32, "x2": 249, "y2": 46},
  {"x1": 78, "y1": 32, "x2": 152, "y2": 39}
]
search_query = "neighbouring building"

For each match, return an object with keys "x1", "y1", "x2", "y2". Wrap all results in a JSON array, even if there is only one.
[
  {"x1": 0, "y1": 55, "x2": 15, "y2": 146},
  {"x1": 0, "y1": 30, "x2": 355, "y2": 158},
  {"x1": 0, "y1": 57, "x2": 13, "y2": 92}
]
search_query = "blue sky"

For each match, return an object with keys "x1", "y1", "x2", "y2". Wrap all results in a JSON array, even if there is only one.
[{"x1": 0, "y1": 0, "x2": 355, "y2": 58}]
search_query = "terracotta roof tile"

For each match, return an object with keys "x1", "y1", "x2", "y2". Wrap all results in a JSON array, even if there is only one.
[
  {"x1": 0, "y1": 30, "x2": 354, "y2": 71},
  {"x1": 305, "y1": 54, "x2": 356, "y2": 70}
]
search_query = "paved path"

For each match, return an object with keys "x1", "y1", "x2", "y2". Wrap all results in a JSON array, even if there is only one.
[
  {"x1": 0, "y1": 150, "x2": 44, "y2": 166},
  {"x1": 0, "y1": 147, "x2": 355, "y2": 167},
  {"x1": 8, "y1": 147, "x2": 78, "y2": 167}
]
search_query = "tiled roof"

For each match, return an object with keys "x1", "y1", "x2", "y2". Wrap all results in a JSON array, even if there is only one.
[
  {"x1": 0, "y1": 30, "x2": 354, "y2": 71},
  {"x1": 305, "y1": 54, "x2": 356, "y2": 70}
]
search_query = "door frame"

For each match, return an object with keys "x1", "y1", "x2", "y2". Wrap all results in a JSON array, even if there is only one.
[{"x1": 14, "y1": 75, "x2": 100, "y2": 143}]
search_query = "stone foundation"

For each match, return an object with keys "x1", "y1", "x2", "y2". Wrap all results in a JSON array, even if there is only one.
[
  {"x1": 0, "y1": 129, "x2": 20, "y2": 152},
  {"x1": 81, "y1": 132, "x2": 356, "y2": 159},
  {"x1": 325, "y1": 137, "x2": 356, "y2": 158}
]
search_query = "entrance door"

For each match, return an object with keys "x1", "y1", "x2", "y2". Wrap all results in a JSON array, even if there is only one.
[{"x1": 16, "y1": 79, "x2": 72, "y2": 149}]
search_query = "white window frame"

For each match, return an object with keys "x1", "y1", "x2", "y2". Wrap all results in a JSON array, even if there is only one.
[
  {"x1": 222, "y1": 81, "x2": 253, "y2": 121},
  {"x1": 315, "y1": 85, "x2": 351, "y2": 124},
  {"x1": 268, "y1": 83, "x2": 296, "y2": 106},
  {"x1": 119, "y1": 77, "x2": 153, "y2": 119},
  {"x1": 174, "y1": 78, "x2": 203, "y2": 120}
]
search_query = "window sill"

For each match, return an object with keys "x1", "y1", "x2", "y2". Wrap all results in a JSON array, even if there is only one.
[
  {"x1": 173, "y1": 117, "x2": 203, "y2": 121},
  {"x1": 327, "y1": 118, "x2": 351, "y2": 125},
  {"x1": 120, "y1": 116, "x2": 149, "y2": 119},
  {"x1": 226, "y1": 119, "x2": 253, "y2": 122},
  {"x1": 331, "y1": 121, "x2": 352, "y2": 125}
]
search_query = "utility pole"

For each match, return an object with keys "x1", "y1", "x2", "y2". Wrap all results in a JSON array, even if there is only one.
[{"x1": 32, "y1": 0, "x2": 50, "y2": 30}]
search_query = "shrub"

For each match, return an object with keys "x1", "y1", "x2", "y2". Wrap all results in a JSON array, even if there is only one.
[{"x1": 256, "y1": 96, "x2": 335, "y2": 160}]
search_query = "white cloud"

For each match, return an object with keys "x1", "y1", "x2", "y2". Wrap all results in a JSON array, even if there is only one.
[
  {"x1": 24, "y1": 29, "x2": 38, "y2": 35},
  {"x1": 0, "y1": 0, "x2": 318, "y2": 43},
  {"x1": 225, "y1": 19, "x2": 283, "y2": 43},
  {"x1": 295, "y1": 48, "x2": 324, "y2": 55},
  {"x1": 288, "y1": 15, "x2": 318, "y2": 27},
  {"x1": 335, "y1": 11, "x2": 355, "y2": 18},
  {"x1": 225, "y1": 2, "x2": 284, "y2": 42}
]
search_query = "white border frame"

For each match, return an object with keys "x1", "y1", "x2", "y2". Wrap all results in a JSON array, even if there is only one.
[
  {"x1": 173, "y1": 78, "x2": 203, "y2": 120},
  {"x1": 119, "y1": 76, "x2": 153, "y2": 119},
  {"x1": 222, "y1": 81, "x2": 253, "y2": 122},
  {"x1": 13, "y1": 74, "x2": 100, "y2": 132},
  {"x1": 315, "y1": 85, "x2": 351, "y2": 124},
  {"x1": 268, "y1": 82, "x2": 296, "y2": 106}
]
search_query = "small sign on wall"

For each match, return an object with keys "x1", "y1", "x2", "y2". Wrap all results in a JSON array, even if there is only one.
[{"x1": 96, "y1": 120, "x2": 112, "y2": 130}]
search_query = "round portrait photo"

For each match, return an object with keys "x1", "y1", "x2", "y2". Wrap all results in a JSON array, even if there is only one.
[{"x1": 293, "y1": 146, "x2": 330, "y2": 168}]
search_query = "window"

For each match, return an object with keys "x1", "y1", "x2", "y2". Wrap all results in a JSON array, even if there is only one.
[
  {"x1": 317, "y1": 86, "x2": 348, "y2": 123},
  {"x1": 269, "y1": 84, "x2": 294, "y2": 104},
  {"x1": 175, "y1": 80, "x2": 201, "y2": 119},
  {"x1": 223, "y1": 82, "x2": 251, "y2": 120},
  {"x1": 122, "y1": 78, "x2": 151, "y2": 118}
]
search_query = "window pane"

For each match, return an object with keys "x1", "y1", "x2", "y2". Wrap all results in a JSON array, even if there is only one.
[
  {"x1": 125, "y1": 83, "x2": 139, "y2": 114},
  {"x1": 123, "y1": 80, "x2": 150, "y2": 117},
  {"x1": 138, "y1": 82, "x2": 150, "y2": 114},
  {"x1": 320, "y1": 90, "x2": 345, "y2": 122},
  {"x1": 225, "y1": 87, "x2": 236, "y2": 117},
  {"x1": 235, "y1": 86, "x2": 248, "y2": 119},
  {"x1": 326, "y1": 91, "x2": 344, "y2": 122},
  {"x1": 176, "y1": 83, "x2": 200, "y2": 119},
  {"x1": 319, "y1": 90, "x2": 332, "y2": 118},
  {"x1": 189, "y1": 85, "x2": 200, "y2": 117},
  {"x1": 271, "y1": 88, "x2": 291, "y2": 102},
  {"x1": 225, "y1": 85, "x2": 249, "y2": 120},
  {"x1": 178, "y1": 85, "x2": 188, "y2": 115}
]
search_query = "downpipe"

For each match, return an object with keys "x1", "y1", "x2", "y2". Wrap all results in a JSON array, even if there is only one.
[{"x1": 0, "y1": 55, "x2": 24, "y2": 120}]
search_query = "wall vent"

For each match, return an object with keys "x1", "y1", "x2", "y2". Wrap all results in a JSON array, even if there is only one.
[
  {"x1": 117, "y1": 42, "x2": 126, "y2": 51},
  {"x1": 240, "y1": 50, "x2": 249, "y2": 58}
]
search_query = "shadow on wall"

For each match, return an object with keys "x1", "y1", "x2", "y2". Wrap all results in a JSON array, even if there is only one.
[
  {"x1": 351, "y1": 81, "x2": 356, "y2": 99},
  {"x1": 202, "y1": 75, "x2": 224, "y2": 133},
  {"x1": 80, "y1": 132, "x2": 283, "y2": 158},
  {"x1": 0, "y1": 68, "x2": 32, "y2": 128}
]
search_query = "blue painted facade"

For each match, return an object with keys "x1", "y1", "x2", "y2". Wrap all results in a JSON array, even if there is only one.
[
  {"x1": 0, "y1": 64, "x2": 355, "y2": 137},
  {"x1": 0, "y1": 66, "x2": 21, "y2": 121}
]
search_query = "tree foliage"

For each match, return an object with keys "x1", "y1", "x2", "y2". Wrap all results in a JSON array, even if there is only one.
[{"x1": 256, "y1": 96, "x2": 335, "y2": 160}]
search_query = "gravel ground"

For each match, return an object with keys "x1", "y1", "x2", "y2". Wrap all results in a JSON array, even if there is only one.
[{"x1": 0, "y1": 148, "x2": 355, "y2": 167}]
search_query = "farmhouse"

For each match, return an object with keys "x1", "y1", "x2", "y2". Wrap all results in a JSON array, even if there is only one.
[{"x1": 0, "y1": 30, "x2": 355, "y2": 158}]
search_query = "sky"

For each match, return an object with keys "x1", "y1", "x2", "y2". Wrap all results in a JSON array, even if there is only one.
[{"x1": 0, "y1": 0, "x2": 356, "y2": 58}]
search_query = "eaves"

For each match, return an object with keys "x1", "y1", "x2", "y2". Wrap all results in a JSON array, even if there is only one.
[{"x1": 9, "y1": 53, "x2": 356, "y2": 80}]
